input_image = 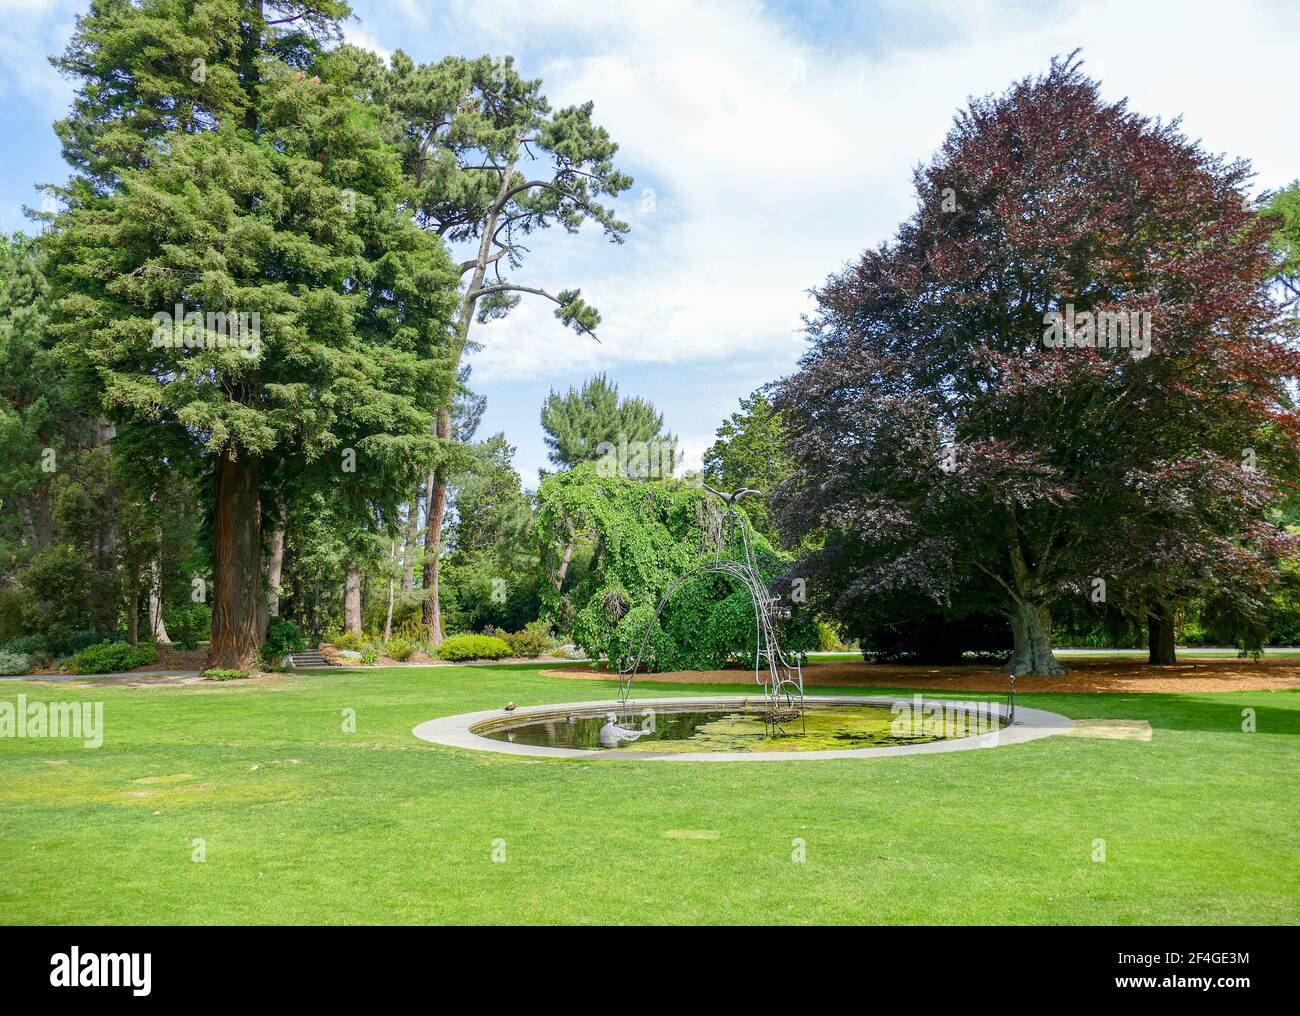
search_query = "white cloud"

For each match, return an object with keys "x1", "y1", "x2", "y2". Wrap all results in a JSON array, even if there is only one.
[
  {"x1": 0, "y1": 0, "x2": 80, "y2": 110},
  {"x1": 0, "y1": 0, "x2": 69, "y2": 12},
  {"x1": 425, "y1": 0, "x2": 1300, "y2": 384},
  {"x1": 673, "y1": 432, "x2": 714, "y2": 477},
  {"x1": 342, "y1": 22, "x2": 392, "y2": 65}
]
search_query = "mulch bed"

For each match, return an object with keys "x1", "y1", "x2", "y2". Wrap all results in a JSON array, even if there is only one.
[{"x1": 541, "y1": 656, "x2": 1300, "y2": 694}]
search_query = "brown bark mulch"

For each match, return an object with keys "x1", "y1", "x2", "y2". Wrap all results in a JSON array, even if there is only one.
[{"x1": 540, "y1": 656, "x2": 1300, "y2": 694}]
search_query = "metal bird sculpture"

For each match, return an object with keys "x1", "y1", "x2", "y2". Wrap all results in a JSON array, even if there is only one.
[{"x1": 702, "y1": 483, "x2": 763, "y2": 506}]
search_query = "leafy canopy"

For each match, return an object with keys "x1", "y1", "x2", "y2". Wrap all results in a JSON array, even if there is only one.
[{"x1": 771, "y1": 55, "x2": 1300, "y2": 667}]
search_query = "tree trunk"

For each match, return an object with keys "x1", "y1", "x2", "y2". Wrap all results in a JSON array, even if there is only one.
[
  {"x1": 400, "y1": 496, "x2": 419, "y2": 593},
  {"x1": 421, "y1": 152, "x2": 518, "y2": 645},
  {"x1": 267, "y1": 528, "x2": 285, "y2": 617},
  {"x1": 422, "y1": 413, "x2": 450, "y2": 645},
  {"x1": 1007, "y1": 598, "x2": 1065, "y2": 676},
  {"x1": 209, "y1": 450, "x2": 262, "y2": 669},
  {"x1": 1147, "y1": 603, "x2": 1178, "y2": 664},
  {"x1": 259, "y1": 526, "x2": 284, "y2": 639},
  {"x1": 383, "y1": 540, "x2": 397, "y2": 642},
  {"x1": 127, "y1": 585, "x2": 139, "y2": 647},
  {"x1": 309, "y1": 579, "x2": 321, "y2": 643},
  {"x1": 149, "y1": 551, "x2": 170, "y2": 643},
  {"x1": 344, "y1": 563, "x2": 362, "y2": 635},
  {"x1": 554, "y1": 540, "x2": 575, "y2": 590}
]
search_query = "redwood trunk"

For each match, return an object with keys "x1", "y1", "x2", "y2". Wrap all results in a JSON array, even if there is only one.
[
  {"x1": 1007, "y1": 598, "x2": 1065, "y2": 676},
  {"x1": 344, "y1": 563, "x2": 362, "y2": 634},
  {"x1": 1147, "y1": 604, "x2": 1178, "y2": 665},
  {"x1": 209, "y1": 450, "x2": 262, "y2": 669}
]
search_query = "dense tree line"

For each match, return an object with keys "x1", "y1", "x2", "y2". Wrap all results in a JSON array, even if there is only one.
[
  {"x1": 3, "y1": 25, "x2": 1297, "y2": 680},
  {"x1": 0, "y1": 0, "x2": 630, "y2": 670}
]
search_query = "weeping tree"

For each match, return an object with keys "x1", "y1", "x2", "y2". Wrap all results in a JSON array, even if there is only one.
[
  {"x1": 535, "y1": 463, "x2": 816, "y2": 670},
  {"x1": 540, "y1": 373, "x2": 674, "y2": 591},
  {"x1": 45, "y1": 1, "x2": 459, "y2": 667},
  {"x1": 771, "y1": 55, "x2": 1300, "y2": 676},
  {"x1": 349, "y1": 48, "x2": 633, "y2": 643}
]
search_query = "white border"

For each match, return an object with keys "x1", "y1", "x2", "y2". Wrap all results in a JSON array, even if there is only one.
[{"x1": 411, "y1": 695, "x2": 1073, "y2": 762}]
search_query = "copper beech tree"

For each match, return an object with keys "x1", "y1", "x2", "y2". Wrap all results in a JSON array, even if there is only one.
[{"x1": 772, "y1": 56, "x2": 1300, "y2": 675}]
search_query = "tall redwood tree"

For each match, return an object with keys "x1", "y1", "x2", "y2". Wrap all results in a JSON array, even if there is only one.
[{"x1": 46, "y1": 2, "x2": 457, "y2": 666}]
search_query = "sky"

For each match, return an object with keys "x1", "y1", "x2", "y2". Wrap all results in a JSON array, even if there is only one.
[{"x1": 2, "y1": 0, "x2": 1298, "y2": 484}]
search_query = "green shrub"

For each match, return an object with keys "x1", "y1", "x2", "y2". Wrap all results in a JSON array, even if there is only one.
[
  {"x1": 0, "y1": 651, "x2": 33, "y2": 676},
  {"x1": 384, "y1": 637, "x2": 415, "y2": 661},
  {"x1": 328, "y1": 631, "x2": 364, "y2": 652},
  {"x1": 72, "y1": 640, "x2": 159, "y2": 675},
  {"x1": 1, "y1": 634, "x2": 49, "y2": 657},
  {"x1": 502, "y1": 620, "x2": 552, "y2": 658},
  {"x1": 2, "y1": 629, "x2": 107, "y2": 659},
  {"x1": 0, "y1": 586, "x2": 38, "y2": 643},
  {"x1": 262, "y1": 617, "x2": 306, "y2": 664},
  {"x1": 360, "y1": 646, "x2": 380, "y2": 666},
  {"x1": 165, "y1": 604, "x2": 211, "y2": 651},
  {"x1": 437, "y1": 633, "x2": 512, "y2": 661},
  {"x1": 18, "y1": 544, "x2": 111, "y2": 634},
  {"x1": 203, "y1": 668, "x2": 249, "y2": 681}
]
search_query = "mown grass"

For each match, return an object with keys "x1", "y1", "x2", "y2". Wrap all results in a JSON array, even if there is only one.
[{"x1": 1, "y1": 664, "x2": 1296, "y2": 924}]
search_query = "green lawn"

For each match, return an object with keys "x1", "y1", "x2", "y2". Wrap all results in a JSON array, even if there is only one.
[{"x1": 1, "y1": 664, "x2": 1297, "y2": 924}]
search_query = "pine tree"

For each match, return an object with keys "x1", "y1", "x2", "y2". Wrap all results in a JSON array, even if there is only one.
[
  {"x1": 348, "y1": 47, "x2": 632, "y2": 642},
  {"x1": 540, "y1": 373, "x2": 669, "y2": 471}
]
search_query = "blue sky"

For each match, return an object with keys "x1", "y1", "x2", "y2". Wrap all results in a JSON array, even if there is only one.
[{"x1": 3, "y1": 0, "x2": 1298, "y2": 483}]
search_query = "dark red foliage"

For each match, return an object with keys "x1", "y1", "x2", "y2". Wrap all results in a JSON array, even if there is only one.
[{"x1": 771, "y1": 55, "x2": 1300, "y2": 670}]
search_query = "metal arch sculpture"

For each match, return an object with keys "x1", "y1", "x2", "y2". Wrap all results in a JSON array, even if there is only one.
[{"x1": 616, "y1": 484, "x2": 805, "y2": 736}]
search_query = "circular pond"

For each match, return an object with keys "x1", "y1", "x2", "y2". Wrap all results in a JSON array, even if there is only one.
[{"x1": 412, "y1": 695, "x2": 1074, "y2": 762}]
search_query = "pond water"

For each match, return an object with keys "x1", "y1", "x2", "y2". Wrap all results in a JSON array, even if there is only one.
[{"x1": 477, "y1": 702, "x2": 987, "y2": 753}]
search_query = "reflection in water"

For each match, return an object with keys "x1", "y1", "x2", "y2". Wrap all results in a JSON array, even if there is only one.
[{"x1": 481, "y1": 704, "x2": 971, "y2": 753}]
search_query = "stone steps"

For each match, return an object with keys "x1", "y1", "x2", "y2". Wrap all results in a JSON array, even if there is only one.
[{"x1": 288, "y1": 652, "x2": 332, "y2": 668}]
